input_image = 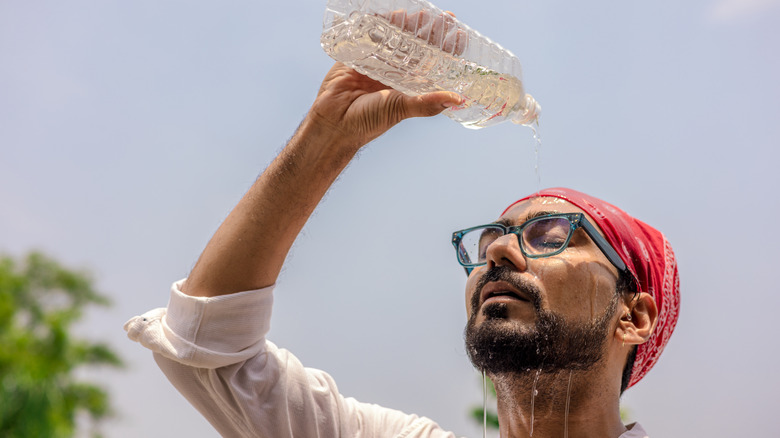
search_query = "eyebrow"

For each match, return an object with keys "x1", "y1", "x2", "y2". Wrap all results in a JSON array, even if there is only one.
[{"x1": 493, "y1": 210, "x2": 561, "y2": 227}]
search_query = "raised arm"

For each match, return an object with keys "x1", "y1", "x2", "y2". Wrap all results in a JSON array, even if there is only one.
[{"x1": 181, "y1": 63, "x2": 461, "y2": 297}]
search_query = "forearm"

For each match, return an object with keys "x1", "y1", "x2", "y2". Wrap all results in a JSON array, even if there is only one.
[
  {"x1": 182, "y1": 117, "x2": 356, "y2": 297},
  {"x1": 180, "y1": 63, "x2": 460, "y2": 298}
]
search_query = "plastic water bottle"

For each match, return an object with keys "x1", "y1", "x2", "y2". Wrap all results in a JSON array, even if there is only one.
[{"x1": 321, "y1": 0, "x2": 540, "y2": 129}]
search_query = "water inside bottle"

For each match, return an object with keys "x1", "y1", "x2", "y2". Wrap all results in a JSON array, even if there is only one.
[{"x1": 322, "y1": 13, "x2": 535, "y2": 129}]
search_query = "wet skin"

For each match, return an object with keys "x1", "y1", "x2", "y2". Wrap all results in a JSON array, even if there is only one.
[
  {"x1": 463, "y1": 197, "x2": 632, "y2": 438},
  {"x1": 464, "y1": 197, "x2": 622, "y2": 341},
  {"x1": 461, "y1": 196, "x2": 661, "y2": 438}
]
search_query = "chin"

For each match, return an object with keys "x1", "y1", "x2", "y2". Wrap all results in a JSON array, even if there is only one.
[{"x1": 481, "y1": 302, "x2": 510, "y2": 319}]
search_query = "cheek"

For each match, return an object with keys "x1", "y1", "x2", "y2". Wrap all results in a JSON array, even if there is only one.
[
  {"x1": 533, "y1": 258, "x2": 617, "y2": 320},
  {"x1": 464, "y1": 267, "x2": 483, "y2": 316},
  {"x1": 532, "y1": 259, "x2": 578, "y2": 310},
  {"x1": 586, "y1": 271, "x2": 618, "y2": 319}
]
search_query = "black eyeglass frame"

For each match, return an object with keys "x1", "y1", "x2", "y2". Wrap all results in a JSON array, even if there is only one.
[{"x1": 451, "y1": 213, "x2": 627, "y2": 276}]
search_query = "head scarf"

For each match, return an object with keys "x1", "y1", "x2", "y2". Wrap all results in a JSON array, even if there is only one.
[{"x1": 501, "y1": 187, "x2": 680, "y2": 389}]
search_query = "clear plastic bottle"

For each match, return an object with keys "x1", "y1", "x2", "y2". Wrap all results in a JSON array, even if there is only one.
[{"x1": 321, "y1": 0, "x2": 540, "y2": 129}]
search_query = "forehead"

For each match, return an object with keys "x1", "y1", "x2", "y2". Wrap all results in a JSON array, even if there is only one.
[
  {"x1": 500, "y1": 197, "x2": 586, "y2": 223},
  {"x1": 500, "y1": 196, "x2": 615, "y2": 256}
]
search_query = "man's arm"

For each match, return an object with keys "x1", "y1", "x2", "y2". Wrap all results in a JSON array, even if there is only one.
[{"x1": 182, "y1": 63, "x2": 461, "y2": 297}]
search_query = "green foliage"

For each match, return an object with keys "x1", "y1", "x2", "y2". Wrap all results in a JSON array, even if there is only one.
[
  {"x1": 620, "y1": 405, "x2": 631, "y2": 423},
  {"x1": 0, "y1": 252, "x2": 123, "y2": 438}
]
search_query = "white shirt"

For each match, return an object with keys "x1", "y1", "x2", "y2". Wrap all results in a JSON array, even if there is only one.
[{"x1": 125, "y1": 280, "x2": 650, "y2": 438}]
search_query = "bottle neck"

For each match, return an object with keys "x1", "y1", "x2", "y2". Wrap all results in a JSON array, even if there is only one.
[{"x1": 512, "y1": 94, "x2": 541, "y2": 126}]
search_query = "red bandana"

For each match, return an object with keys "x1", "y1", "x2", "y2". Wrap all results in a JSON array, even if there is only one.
[{"x1": 501, "y1": 188, "x2": 680, "y2": 389}]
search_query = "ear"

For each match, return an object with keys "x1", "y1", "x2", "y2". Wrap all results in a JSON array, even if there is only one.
[{"x1": 616, "y1": 292, "x2": 658, "y2": 346}]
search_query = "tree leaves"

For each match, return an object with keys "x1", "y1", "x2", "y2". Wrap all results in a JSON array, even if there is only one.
[{"x1": 0, "y1": 252, "x2": 122, "y2": 437}]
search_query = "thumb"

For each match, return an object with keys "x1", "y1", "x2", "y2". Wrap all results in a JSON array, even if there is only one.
[{"x1": 402, "y1": 91, "x2": 463, "y2": 119}]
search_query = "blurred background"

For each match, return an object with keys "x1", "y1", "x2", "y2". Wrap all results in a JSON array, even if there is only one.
[{"x1": 1, "y1": 0, "x2": 778, "y2": 436}]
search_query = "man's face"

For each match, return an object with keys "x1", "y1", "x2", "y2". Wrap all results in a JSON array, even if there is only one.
[{"x1": 464, "y1": 197, "x2": 622, "y2": 374}]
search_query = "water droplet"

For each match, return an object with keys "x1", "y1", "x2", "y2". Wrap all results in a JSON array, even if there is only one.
[{"x1": 530, "y1": 369, "x2": 542, "y2": 437}]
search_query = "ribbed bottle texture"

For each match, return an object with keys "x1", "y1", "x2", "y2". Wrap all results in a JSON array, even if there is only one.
[{"x1": 321, "y1": 0, "x2": 540, "y2": 129}]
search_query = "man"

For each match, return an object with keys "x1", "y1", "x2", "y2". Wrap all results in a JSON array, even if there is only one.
[{"x1": 126, "y1": 63, "x2": 679, "y2": 437}]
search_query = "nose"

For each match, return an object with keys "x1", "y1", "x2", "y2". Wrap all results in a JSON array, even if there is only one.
[{"x1": 484, "y1": 233, "x2": 528, "y2": 271}]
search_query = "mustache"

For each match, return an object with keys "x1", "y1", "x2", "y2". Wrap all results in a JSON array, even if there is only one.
[{"x1": 471, "y1": 265, "x2": 543, "y2": 314}]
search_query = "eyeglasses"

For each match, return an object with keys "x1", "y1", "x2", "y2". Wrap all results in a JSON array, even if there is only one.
[{"x1": 451, "y1": 213, "x2": 627, "y2": 275}]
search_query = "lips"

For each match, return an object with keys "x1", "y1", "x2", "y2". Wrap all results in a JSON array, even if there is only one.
[{"x1": 479, "y1": 280, "x2": 532, "y2": 306}]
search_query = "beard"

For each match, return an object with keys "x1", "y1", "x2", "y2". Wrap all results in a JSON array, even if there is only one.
[{"x1": 465, "y1": 266, "x2": 618, "y2": 375}]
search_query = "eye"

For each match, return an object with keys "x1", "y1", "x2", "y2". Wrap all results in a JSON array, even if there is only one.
[
  {"x1": 532, "y1": 231, "x2": 567, "y2": 248},
  {"x1": 522, "y1": 218, "x2": 571, "y2": 254},
  {"x1": 477, "y1": 228, "x2": 502, "y2": 259}
]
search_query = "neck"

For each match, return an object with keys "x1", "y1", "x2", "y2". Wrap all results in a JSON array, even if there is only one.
[{"x1": 490, "y1": 368, "x2": 626, "y2": 438}]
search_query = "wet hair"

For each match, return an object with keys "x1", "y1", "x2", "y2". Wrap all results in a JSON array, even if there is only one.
[{"x1": 618, "y1": 269, "x2": 639, "y2": 394}]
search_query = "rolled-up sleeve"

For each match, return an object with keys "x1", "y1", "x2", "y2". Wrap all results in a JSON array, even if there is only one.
[
  {"x1": 124, "y1": 280, "x2": 459, "y2": 438},
  {"x1": 124, "y1": 279, "x2": 272, "y2": 369}
]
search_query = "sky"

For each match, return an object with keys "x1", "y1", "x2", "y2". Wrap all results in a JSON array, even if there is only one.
[{"x1": 1, "y1": 0, "x2": 779, "y2": 436}]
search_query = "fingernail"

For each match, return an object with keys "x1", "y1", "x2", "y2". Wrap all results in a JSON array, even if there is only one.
[{"x1": 442, "y1": 95, "x2": 463, "y2": 108}]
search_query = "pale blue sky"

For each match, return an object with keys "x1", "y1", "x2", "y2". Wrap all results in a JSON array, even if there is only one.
[{"x1": 2, "y1": 0, "x2": 779, "y2": 436}]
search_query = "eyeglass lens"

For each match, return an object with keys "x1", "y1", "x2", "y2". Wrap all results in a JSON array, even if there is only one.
[
  {"x1": 458, "y1": 217, "x2": 573, "y2": 265},
  {"x1": 522, "y1": 217, "x2": 572, "y2": 255}
]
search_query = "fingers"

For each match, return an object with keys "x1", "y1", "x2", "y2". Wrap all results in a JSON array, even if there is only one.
[{"x1": 401, "y1": 91, "x2": 463, "y2": 119}]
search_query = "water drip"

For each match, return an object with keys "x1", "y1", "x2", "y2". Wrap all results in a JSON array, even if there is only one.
[
  {"x1": 529, "y1": 368, "x2": 541, "y2": 437},
  {"x1": 564, "y1": 370, "x2": 573, "y2": 438},
  {"x1": 531, "y1": 123, "x2": 542, "y2": 193},
  {"x1": 482, "y1": 370, "x2": 488, "y2": 438}
]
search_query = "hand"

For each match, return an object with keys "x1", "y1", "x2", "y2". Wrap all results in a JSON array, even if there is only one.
[{"x1": 306, "y1": 63, "x2": 462, "y2": 152}]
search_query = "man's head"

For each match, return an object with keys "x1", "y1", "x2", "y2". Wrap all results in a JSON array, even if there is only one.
[{"x1": 455, "y1": 188, "x2": 679, "y2": 392}]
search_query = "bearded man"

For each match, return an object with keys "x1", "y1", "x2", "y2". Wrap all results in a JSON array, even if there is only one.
[
  {"x1": 459, "y1": 188, "x2": 678, "y2": 437},
  {"x1": 126, "y1": 63, "x2": 679, "y2": 438}
]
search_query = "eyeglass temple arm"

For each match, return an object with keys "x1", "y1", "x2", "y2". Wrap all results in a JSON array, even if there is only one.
[{"x1": 579, "y1": 220, "x2": 627, "y2": 273}]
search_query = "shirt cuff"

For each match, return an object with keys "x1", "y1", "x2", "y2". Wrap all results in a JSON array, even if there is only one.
[{"x1": 124, "y1": 279, "x2": 274, "y2": 369}]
